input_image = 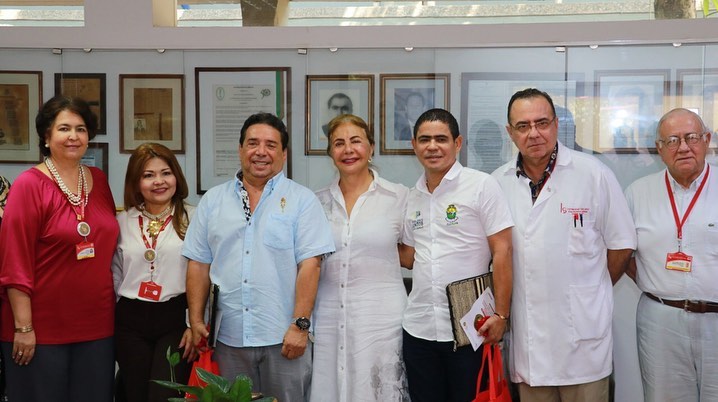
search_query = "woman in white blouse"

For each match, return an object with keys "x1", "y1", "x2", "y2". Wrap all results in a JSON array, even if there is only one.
[
  {"x1": 311, "y1": 114, "x2": 410, "y2": 402},
  {"x1": 112, "y1": 143, "x2": 196, "y2": 402}
]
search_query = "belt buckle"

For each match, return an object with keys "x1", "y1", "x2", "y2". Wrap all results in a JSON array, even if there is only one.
[{"x1": 685, "y1": 300, "x2": 707, "y2": 313}]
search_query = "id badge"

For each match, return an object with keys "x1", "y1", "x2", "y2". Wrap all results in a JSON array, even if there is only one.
[
  {"x1": 665, "y1": 251, "x2": 692, "y2": 272},
  {"x1": 76, "y1": 241, "x2": 96, "y2": 260},
  {"x1": 138, "y1": 281, "x2": 162, "y2": 301}
]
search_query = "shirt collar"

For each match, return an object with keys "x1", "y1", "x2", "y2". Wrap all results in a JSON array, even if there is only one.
[{"x1": 416, "y1": 160, "x2": 462, "y2": 193}]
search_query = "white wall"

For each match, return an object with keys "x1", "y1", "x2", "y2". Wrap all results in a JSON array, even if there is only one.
[{"x1": 3, "y1": 4, "x2": 718, "y2": 402}]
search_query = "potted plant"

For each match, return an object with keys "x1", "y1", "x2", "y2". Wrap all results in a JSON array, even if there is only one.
[{"x1": 154, "y1": 348, "x2": 275, "y2": 402}]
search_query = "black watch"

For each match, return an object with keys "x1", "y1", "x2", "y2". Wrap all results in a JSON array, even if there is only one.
[{"x1": 293, "y1": 317, "x2": 311, "y2": 331}]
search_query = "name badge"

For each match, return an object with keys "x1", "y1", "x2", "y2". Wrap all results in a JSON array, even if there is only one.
[
  {"x1": 139, "y1": 281, "x2": 163, "y2": 301},
  {"x1": 665, "y1": 251, "x2": 692, "y2": 272},
  {"x1": 76, "y1": 241, "x2": 96, "y2": 260}
]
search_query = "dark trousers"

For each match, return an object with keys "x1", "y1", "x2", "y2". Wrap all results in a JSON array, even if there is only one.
[
  {"x1": 403, "y1": 329, "x2": 485, "y2": 402},
  {"x1": 1, "y1": 337, "x2": 114, "y2": 402},
  {"x1": 115, "y1": 295, "x2": 191, "y2": 402}
]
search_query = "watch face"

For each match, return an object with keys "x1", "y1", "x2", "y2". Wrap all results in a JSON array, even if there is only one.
[{"x1": 295, "y1": 317, "x2": 311, "y2": 331}]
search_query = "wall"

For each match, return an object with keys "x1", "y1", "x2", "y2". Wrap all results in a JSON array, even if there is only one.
[{"x1": 3, "y1": 3, "x2": 718, "y2": 402}]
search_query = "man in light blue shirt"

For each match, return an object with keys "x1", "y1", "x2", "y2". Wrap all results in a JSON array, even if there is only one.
[{"x1": 183, "y1": 113, "x2": 335, "y2": 402}]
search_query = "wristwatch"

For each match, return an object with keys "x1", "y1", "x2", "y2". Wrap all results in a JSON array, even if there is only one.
[{"x1": 293, "y1": 317, "x2": 311, "y2": 331}]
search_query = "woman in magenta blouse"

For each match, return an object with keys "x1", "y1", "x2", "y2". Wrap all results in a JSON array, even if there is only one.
[{"x1": 0, "y1": 95, "x2": 119, "y2": 402}]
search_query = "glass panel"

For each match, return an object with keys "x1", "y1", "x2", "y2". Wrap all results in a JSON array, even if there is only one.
[{"x1": 0, "y1": 0, "x2": 83, "y2": 27}]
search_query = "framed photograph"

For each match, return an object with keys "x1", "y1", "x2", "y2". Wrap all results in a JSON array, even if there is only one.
[
  {"x1": 594, "y1": 69, "x2": 670, "y2": 154},
  {"x1": 380, "y1": 73, "x2": 450, "y2": 155},
  {"x1": 55, "y1": 73, "x2": 107, "y2": 134},
  {"x1": 305, "y1": 74, "x2": 374, "y2": 155},
  {"x1": 81, "y1": 142, "x2": 109, "y2": 175},
  {"x1": 460, "y1": 72, "x2": 584, "y2": 174},
  {"x1": 0, "y1": 71, "x2": 42, "y2": 164},
  {"x1": 120, "y1": 74, "x2": 185, "y2": 153},
  {"x1": 677, "y1": 68, "x2": 718, "y2": 149},
  {"x1": 195, "y1": 67, "x2": 291, "y2": 193}
]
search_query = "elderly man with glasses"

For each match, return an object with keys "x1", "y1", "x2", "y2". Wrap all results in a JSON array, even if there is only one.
[
  {"x1": 625, "y1": 108, "x2": 718, "y2": 402},
  {"x1": 491, "y1": 88, "x2": 637, "y2": 402}
]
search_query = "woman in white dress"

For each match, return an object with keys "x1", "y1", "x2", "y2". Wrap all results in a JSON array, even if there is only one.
[{"x1": 311, "y1": 114, "x2": 410, "y2": 402}]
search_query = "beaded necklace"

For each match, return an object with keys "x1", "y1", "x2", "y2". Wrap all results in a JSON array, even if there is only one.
[
  {"x1": 44, "y1": 157, "x2": 92, "y2": 241},
  {"x1": 45, "y1": 157, "x2": 88, "y2": 207}
]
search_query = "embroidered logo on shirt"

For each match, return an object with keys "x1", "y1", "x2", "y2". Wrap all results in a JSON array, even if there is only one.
[
  {"x1": 560, "y1": 203, "x2": 590, "y2": 228},
  {"x1": 410, "y1": 210, "x2": 424, "y2": 230},
  {"x1": 281, "y1": 197, "x2": 286, "y2": 212},
  {"x1": 445, "y1": 204, "x2": 459, "y2": 226}
]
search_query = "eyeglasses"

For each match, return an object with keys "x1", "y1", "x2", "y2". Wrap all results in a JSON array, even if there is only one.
[
  {"x1": 509, "y1": 117, "x2": 556, "y2": 135},
  {"x1": 656, "y1": 133, "x2": 707, "y2": 150}
]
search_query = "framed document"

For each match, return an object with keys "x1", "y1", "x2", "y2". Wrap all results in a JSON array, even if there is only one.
[
  {"x1": 594, "y1": 69, "x2": 670, "y2": 154},
  {"x1": 55, "y1": 73, "x2": 107, "y2": 134},
  {"x1": 305, "y1": 74, "x2": 374, "y2": 156},
  {"x1": 0, "y1": 70, "x2": 42, "y2": 164},
  {"x1": 460, "y1": 72, "x2": 583, "y2": 173},
  {"x1": 380, "y1": 73, "x2": 449, "y2": 155},
  {"x1": 195, "y1": 67, "x2": 291, "y2": 194},
  {"x1": 120, "y1": 74, "x2": 185, "y2": 153},
  {"x1": 677, "y1": 68, "x2": 718, "y2": 150}
]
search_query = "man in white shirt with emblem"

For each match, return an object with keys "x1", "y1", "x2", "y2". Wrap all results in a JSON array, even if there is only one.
[
  {"x1": 492, "y1": 88, "x2": 636, "y2": 402},
  {"x1": 401, "y1": 108, "x2": 514, "y2": 402},
  {"x1": 625, "y1": 108, "x2": 718, "y2": 402}
]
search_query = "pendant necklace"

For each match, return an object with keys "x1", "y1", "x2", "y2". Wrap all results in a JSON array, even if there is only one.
[
  {"x1": 138, "y1": 205, "x2": 173, "y2": 281},
  {"x1": 45, "y1": 157, "x2": 90, "y2": 238}
]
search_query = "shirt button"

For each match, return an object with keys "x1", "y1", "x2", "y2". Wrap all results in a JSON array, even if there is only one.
[
  {"x1": 343, "y1": 242, "x2": 347, "y2": 246},
  {"x1": 244, "y1": 308, "x2": 249, "y2": 311},
  {"x1": 340, "y1": 283, "x2": 344, "y2": 288},
  {"x1": 340, "y1": 324, "x2": 344, "y2": 329},
  {"x1": 244, "y1": 279, "x2": 248, "y2": 283},
  {"x1": 340, "y1": 346, "x2": 344, "y2": 350},
  {"x1": 245, "y1": 250, "x2": 249, "y2": 255},
  {"x1": 340, "y1": 304, "x2": 344, "y2": 308}
]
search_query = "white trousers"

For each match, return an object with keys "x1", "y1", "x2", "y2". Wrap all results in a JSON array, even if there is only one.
[{"x1": 637, "y1": 293, "x2": 718, "y2": 402}]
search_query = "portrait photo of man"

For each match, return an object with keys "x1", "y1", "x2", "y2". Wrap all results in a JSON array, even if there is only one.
[
  {"x1": 394, "y1": 89, "x2": 434, "y2": 141},
  {"x1": 322, "y1": 92, "x2": 354, "y2": 136}
]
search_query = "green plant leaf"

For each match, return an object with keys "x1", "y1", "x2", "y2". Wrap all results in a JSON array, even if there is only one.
[
  {"x1": 227, "y1": 375, "x2": 253, "y2": 401},
  {"x1": 152, "y1": 379, "x2": 204, "y2": 396},
  {"x1": 199, "y1": 384, "x2": 232, "y2": 402},
  {"x1": 196, "y1": 367, "x2": 231, "y2": 392},
  {"x1": 167, "y1": 398, "x2": 190, "y2": 402}
]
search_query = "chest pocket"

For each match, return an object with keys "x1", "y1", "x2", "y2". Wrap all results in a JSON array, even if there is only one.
[
  {"x1": 567, "y1": 217, "x2": 601, "y2": 256},
  {"x1": 263, "y1": 214, "x2": 294, "y2": 249}
]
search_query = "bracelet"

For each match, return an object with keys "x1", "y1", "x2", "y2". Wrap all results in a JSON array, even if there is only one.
[
  {"x1": 494, "y1": 312, "x2": 509, "y2": 321},
  {"x1": 14, "y1": 325, "x2": 33, "y2": 333}
]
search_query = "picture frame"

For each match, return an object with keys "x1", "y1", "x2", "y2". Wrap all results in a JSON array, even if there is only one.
[
  {"x1": 81, "y1": 142, "x2": 109, "y2": 175},
  {"x1": 54, "y1": 73, "x2": 107, "y2": 134},
  {"x1": 195, "y1": 67, "x2": 291, "y2": 194},
  {"x1": 305, "y1": 74, "x2": 374, "y2": 156},
  {"x1": 677, "y1": 68, "x2": 718, "y2": 150},
  {"x1": 380, "y1": 73, "x2": 450, "y2": 155},
  {"x1": 459, "y1": 72, "x2": 583, "y2": 174},
  {"x1": 594, "y1": 69, "x2": 670, "y2": 154},
  {"x1": 0, "y1": 70, "x2": 42, "y2": 164},
  {"x1": 120, "y1": 74, "x2": 185, "y2": 154}
]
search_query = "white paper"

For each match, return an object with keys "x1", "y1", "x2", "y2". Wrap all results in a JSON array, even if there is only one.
[{"x1": 460, "y1": 287, "x2": 496, "y2": 351}]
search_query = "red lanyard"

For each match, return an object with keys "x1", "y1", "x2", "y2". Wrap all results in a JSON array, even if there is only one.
[
  {"x1": 664, "y1": 165, "x2": 710, "y2": 251},
  {"x1": 138, "y1": 215, "x2": 173, "y2": 250}
]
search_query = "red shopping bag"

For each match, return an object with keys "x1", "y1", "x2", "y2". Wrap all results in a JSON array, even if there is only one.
[
  {"x1": 473, "y1": 344, "x2": 512, "y2": 402},
  {"x1": 185, "y1": 348, "x2": 220, "y2": 398}
]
